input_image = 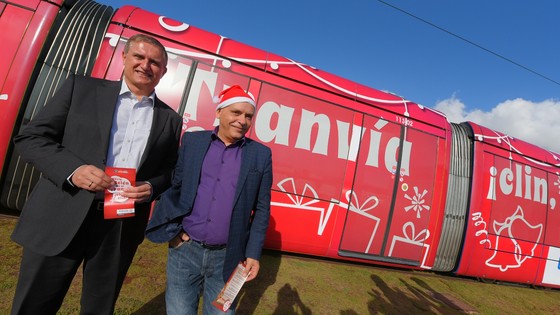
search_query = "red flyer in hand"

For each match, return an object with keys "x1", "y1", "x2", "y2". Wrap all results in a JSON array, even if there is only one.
[
  {"x1": 104, "y1": 167, "x2": 136, "y2": 219},
  {"x1": 212, "y1": 262, "x2": 248, "y2": 312}
]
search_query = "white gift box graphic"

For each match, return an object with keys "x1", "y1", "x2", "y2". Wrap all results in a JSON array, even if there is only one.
[
  {"x1": 271, "y1": 178, "x2": 332, "y2": 235},
  {"x1": 388, "y1": 222, "x2": 431, "y2": 268},
  {"x1": 271, "y1": 179, "x2": 381, "y2": 241},
  {"x1": 333, "y1": 190, "x2": 381, "y2": 253}
]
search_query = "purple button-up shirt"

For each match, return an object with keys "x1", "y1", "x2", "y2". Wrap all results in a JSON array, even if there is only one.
[{"x1": 182, "y1": 130, "x2": 243, "y2": 245}]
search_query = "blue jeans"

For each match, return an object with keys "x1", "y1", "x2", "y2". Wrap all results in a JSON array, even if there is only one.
[{"x1": 166, "y1": 240, "x2": 235, "y2": 315}]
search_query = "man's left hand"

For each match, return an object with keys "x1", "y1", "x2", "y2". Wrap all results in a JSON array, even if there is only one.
[
  {"x1": 121, "y1": 181, "x2": 152, "y2": 203},
  {"x1": 244, "y1": 258, "x2": 260, "y2": 282}
]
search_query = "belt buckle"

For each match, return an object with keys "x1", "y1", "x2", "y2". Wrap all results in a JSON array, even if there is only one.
[
  {"x1": 195, "y1": 239, "x2": 226, "y2": 250},
  {"x1": 203, "y1": 242, "x2": 226, "y2": 250}
]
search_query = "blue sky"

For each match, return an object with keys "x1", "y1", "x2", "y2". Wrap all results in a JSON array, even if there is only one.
[{"x1": 100, "y1": 0, "x2": 560, "y2": 152}]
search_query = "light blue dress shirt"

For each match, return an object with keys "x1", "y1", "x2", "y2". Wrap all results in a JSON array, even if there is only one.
[{"x1": 106, "y1": 81, "x2": 155, "y2": 168}]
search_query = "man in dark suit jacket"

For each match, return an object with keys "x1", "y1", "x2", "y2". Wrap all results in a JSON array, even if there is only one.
[
  {"x1": 10, "y1": 34, "x2": 182, "y2": 315},
  {"x1": 146, "y1": 85, "x2": 272, "y2": 314}
]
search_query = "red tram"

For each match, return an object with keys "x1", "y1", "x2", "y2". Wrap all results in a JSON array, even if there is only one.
[{"x1": 1, "y1": 0, "x2": 559, "y2": 288}]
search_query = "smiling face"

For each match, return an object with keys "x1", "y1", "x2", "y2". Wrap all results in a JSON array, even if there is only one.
[
  {"x1": 121, "y1": 39, "x2": 167, "y2": 98},
  {"x1": 216, "y1": 102, "x2": 255, "y2": 146}
]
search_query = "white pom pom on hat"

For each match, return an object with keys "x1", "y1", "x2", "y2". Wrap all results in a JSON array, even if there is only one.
[{"x1": 214, "y1": 85, "x2": 256, "y2": 110}]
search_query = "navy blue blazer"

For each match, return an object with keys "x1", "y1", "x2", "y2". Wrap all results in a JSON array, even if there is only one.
[
  {"x1": 146, "y1": 130, "x2": 273, "y2": 281},
  {"x1": 12, "y1": 75, "x2": 182, "y2": 256}
]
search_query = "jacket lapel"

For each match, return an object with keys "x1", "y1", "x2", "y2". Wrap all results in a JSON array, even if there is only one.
[
  {"x1": 96, "y1": 81, "x2": 120, "y2": 156},
  {"x1": 139, "y1": 97, "x2": 169, "y2": 170},
  {"x1": 234, "y1": 139, "x2": 255, "y2": 204}
]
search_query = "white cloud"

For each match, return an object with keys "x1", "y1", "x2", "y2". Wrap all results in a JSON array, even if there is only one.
[{"x1": 435, "y1": 96, "x2": 560, "y2": 153}]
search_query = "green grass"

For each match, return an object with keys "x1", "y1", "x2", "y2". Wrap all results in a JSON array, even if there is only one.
[{"x1": 2, "y1": 215, "x2": 560, "y2": 314}]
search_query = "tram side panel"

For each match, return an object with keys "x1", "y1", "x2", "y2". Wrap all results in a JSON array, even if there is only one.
[
  {"x1": 456, "y1": 122, "x2": 560, "y2": 288},
  {"x1": 0, "y1": 0, "x2": 62, "y2": 180},
  {"x1": 538, "y1": 168, "x2": 560, "y2": 288}
]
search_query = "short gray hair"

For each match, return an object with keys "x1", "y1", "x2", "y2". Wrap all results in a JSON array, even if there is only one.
[{"x1": 124, "y1": 33, "x2": 168, "y2": 65}]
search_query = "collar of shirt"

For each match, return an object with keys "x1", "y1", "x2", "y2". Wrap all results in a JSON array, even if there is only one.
[
  {"x1": 212, "y1": 126, "x2": 246, "y2": 147},
  {"x1": 119, "y1": 80, "x2": 156, "y2": 107}
]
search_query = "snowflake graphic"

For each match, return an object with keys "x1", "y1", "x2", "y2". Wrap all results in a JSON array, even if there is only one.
[{"x1": 404, "y1": 186, "x2": 430, "y2": 219}]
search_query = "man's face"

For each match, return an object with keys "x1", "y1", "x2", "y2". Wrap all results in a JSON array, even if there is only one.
[
  {"x1": 216, "y1": 102, "x2": 255, "y2": 146},
  {"x1": 122, "y1": 40, "x2": 167, "y2": 97}
]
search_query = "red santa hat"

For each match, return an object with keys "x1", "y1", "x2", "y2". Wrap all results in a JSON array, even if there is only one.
[{"x1": 214, "y1": 85, "x2": 256, "y2": 110}]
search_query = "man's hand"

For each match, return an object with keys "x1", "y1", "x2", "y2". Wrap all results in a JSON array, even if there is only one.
[
  {"x1": 244, "y1": 258, "x2": 260, "y2": 282},
  {"x1": 71, "y1": 165, "x2": 113, "y2": 191},
  {"x1": 169, "y1": 230, "x2": 190, "y2": 248},
  {"x1": 121, "y1": 181, "x2": 152, "y2": 203}
]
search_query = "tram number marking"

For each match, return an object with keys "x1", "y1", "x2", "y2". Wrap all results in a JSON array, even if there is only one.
[{"x1": 396, "y1": 116, "x2": 413, "y2": 127}]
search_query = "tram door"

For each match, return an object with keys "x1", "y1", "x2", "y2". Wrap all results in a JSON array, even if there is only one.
[{"x1": 339, "y1": 114, "x2": 439, "y2": 267}]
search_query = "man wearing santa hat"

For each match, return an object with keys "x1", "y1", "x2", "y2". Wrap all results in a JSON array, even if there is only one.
[{"x1": 146, "y1": 85, "x2": 273, "y2": 314}]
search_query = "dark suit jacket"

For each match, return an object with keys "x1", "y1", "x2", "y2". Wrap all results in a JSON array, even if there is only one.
[
  {"x1": 146, "y1": 130, "x2": 272, "y2": 281},
  {"x1": 11, "y1": 75, "x2": 182, "y2": 256}
]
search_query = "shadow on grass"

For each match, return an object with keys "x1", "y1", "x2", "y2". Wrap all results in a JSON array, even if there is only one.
[
  {"x1": 238, "y1": 253, "x2": 312, "y2": 314},
  {"x1": 365, "y1": 274, "x2": 475, "y2": 315},
  {"x1": 411, "y1": 277, "x2": 477, "y2": 313},
  {"x1": 131, "y1": 292, "x2": 165, "y2": 314},
  {"x1": 270, "y1": 283, "x2": 312, "y2": 315}
]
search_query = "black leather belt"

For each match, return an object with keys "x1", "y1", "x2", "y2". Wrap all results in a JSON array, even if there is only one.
[
  {"x1": 192, "y1": 239, "x2": 226, "y2": 250},
  {"x1": 92, "y1": 200, "x2": 104, "y2": 211}
]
